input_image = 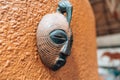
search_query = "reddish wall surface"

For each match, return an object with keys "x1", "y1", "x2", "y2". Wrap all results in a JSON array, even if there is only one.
[{"x1": 0, "y1": 0, "x2": 98, "y2": 80}]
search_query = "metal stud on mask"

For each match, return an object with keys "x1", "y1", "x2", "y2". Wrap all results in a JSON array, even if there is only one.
[{"x1": 37, "y1": 0, "x2": 73, "y2": 71}]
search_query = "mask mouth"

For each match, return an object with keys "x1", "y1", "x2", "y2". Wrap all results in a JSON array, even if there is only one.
[{"x1": 51, "y1": 53, "x2": 67, "y2": 71}]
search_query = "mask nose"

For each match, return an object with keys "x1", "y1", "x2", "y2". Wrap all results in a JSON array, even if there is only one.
[
  {"x1": 60, "y1": 41, "x2": 69, "y2": 56},
  {"x1": 60, "y1": 36, "x2": 73, "y2": 56}
]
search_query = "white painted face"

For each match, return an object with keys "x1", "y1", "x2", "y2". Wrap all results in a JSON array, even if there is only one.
[{"x1": 37, "y1": 13, "x2": 73, "y2": 71}]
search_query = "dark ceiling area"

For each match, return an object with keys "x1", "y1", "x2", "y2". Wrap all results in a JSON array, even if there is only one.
[{"x1": 90, "y1": 0, "x2": 120, "y2": 36}]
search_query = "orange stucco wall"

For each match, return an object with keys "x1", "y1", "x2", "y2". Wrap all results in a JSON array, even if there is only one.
[{"x1": 0, "y1": 0, "x2": 98, "y2": 80}]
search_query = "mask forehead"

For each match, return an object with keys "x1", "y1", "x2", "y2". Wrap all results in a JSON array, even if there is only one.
[{"x1": 37, "y1": 13, "x2": 70, "y2": 36}]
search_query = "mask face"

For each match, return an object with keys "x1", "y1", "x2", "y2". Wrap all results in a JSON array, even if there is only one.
[{"x1": 37, "y1": 13, "x2": 73, "y2": 71}]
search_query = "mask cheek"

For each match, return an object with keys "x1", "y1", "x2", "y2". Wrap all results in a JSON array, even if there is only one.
[
  {"x1": 41, "y1": 51, "x2": 66, "y2": 71},
  {"x1": 40, "y1": 52, "x2": 59, "y2": 68}
]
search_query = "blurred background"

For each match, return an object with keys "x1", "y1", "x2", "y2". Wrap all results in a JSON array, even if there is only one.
[{"x1": 89, "y1": 0, "x2": 120, "y2": 80}]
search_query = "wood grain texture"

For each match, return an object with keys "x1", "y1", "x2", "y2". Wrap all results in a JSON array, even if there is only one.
[{"x1": 0, "y1": 0, "x2": 98, "y2": 80}]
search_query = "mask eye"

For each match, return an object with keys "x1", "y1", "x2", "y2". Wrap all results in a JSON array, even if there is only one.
[{"x1": 49, "y1": 30, "x2": 67, "y2": 44}]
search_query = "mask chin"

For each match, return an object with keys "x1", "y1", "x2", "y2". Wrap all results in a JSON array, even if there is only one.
[{"x1": 51, "y1": 53, "x2": 67, "y2": 71}]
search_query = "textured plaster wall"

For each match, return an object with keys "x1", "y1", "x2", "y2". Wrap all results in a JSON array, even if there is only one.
[{"x1": 0, "y1": 0, "x2": 98, "y2": 80}]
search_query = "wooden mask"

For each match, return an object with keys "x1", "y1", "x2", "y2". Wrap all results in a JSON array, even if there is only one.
[{"x1": 37, "y1": 0, "x2": 73, "y2": 71}]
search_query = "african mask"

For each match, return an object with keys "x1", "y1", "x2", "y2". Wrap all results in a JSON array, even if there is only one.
[{"x1": 36, "y1": 0, "x2": 73, "y2": 71}]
